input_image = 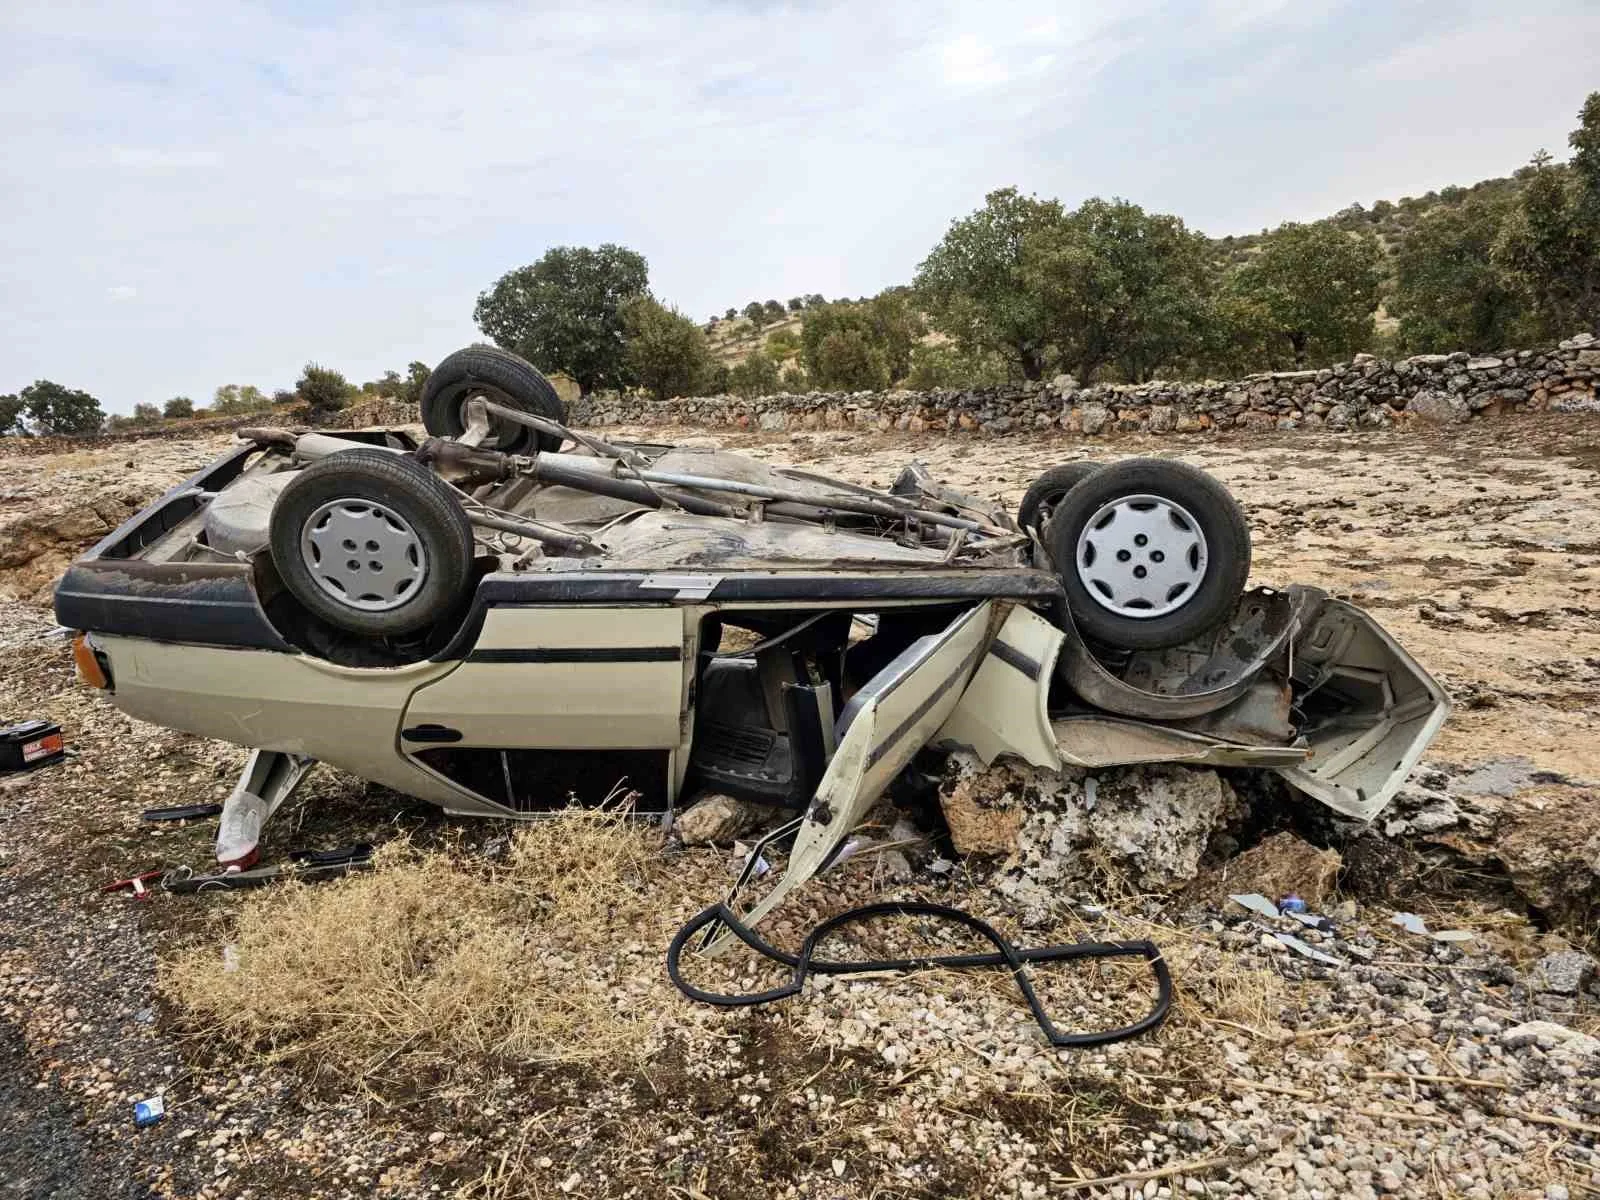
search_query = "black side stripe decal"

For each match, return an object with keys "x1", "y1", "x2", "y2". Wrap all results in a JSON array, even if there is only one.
[
  {"x1": 987, "y1": 640, "x2": 1042, "y2": 680},
  {"x1": 466, "y1": 646, "x2": 681, "y2": 664},
  {"x1": 862, "y1": 636, "x2": 990, "y2": 770}
]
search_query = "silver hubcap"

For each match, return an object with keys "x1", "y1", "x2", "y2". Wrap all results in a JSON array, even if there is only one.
[
  {"x1": 300, "y1": 498, "x2": 427, "y2": 612},
  {"x1": 1075, "y1": 494, "x2": 1208, "y2": 619}
]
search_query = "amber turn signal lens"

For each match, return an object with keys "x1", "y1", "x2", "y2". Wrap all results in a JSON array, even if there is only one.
[{"x1": 72, "y1": 633, "x2": 109, "y2": 690}]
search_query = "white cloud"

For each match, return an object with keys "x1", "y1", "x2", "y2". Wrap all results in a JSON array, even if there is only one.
[{"x1": 106, "y1": 285, "x2": 137, "y2": 300}]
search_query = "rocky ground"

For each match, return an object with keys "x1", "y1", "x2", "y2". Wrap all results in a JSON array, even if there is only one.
[{"x1": 1, "y1": 415, "x2": 1597, "y2": 1199}]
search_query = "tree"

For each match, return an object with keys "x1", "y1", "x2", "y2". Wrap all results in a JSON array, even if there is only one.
[
  {"x1": 806, "y1": 294, "x2": 825, "y2": 308},
  {"x1": 813, "y1": 329, "x2": 889, "y2": 391},
  {"x1": 1493, "y1": 94, "x2": 1600, "y2": 338},
  {"x1": 0, "y1": 393, "x2": 24, "y2": 434},
  {"x1": 16, "y1": 380, "x2": 105, "y2": 434},
  {"x1": 1023, "y1": 198, "x2": 1213, "y2": 383},
  {"x1": 1391, "y1": 196, "x2": 1524, "y2": 351},
  {"x1": 914, "y1": 187, "x2": 1067, "y2": 380},
  {"x1": 779, "y1": 364, "x2": 809, "y2": 391},
  {"x1": 742, "y1": 301, "x2": 768, "y2": 331},
  {"x1": 473, "y1": 244, "x2": 649, "y2": 393},
  {"x1": 787, "y1": 297, "x2": 805, "y2": 312},
  {"x1": 297, "y1": 363, "x2": 355, "y2": 420},
  {"x1": 904, "y1": 342, "x2": 1009, "y2": 389},
  {"x1": 213, "y1": 385, "x2": 269, "y2": 415},
  {"x1": 724, "y1": 307, "x2": 737, "y2": 321},
  {"x1": 131, "y1": 402, "x2": 162, "y2": 426},
  {"x1": 163, "y1": 395, "x2": 195, "y2": 419},
  {"x1": 398, "y1": 362, "x2": 431, "y2": 406},
  {"x1": 764, "y1": 328, "x2": 801, "y2": 360},
  {"x1": 762, "y1": 299, "x2": 785, "y2": 321},
  {"x1": 620, "y1": 295, "x2": 713, "y2": 401},
  {"x1": 728, "y1": 350, "x2": 781, "y2": 397},
  {"x1": 1230, "y1": 222, "x2": 1383, "y2": 366}
]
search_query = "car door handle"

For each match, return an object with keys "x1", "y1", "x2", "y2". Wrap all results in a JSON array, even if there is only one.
[{"x1": 402, "y1": 724, "x2": 463, "y2": 743}]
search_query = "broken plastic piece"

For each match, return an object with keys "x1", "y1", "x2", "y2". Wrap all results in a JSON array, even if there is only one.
[
  {"x1": 1229, "y1": 893, "x2": 1283, "y2": 920},
  {"x1": 1274, "y1": 932, "x2": 1342, "y2": 966},
  {"x1": 1279, "y1": 894, "x2": 1308, "y2": 914},
  {"x1": 1390, "y1": 911, "x2": 1474, "y2": 943},
  {"x1": 133, "y1": 1095, "x2": 165, "y2": 1128}
]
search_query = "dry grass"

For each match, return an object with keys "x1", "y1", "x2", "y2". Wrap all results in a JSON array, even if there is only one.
[{"x1": 160, "y1": 808, "x2": 687, "y2": 1089}]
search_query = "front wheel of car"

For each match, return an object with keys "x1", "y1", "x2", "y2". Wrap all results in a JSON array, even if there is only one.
[
  {"x1": 269, "y1": 448, "x2": 475, "y2": 638},
  {"x1": 1045, "y1": 457, "x2": 1251, "y2": 651}
]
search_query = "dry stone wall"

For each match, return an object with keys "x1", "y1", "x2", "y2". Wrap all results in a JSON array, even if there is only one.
[{"x1": 578, "y1": 332, "x2": 1600, "y2": 435}]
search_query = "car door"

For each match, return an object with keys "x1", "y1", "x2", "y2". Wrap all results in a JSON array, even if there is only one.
[
  {"x1": 399, "y1": 604, "x2": 693, "y2": 814},
  {"x1": 703, "y1": 600, "x2": 995, "y2": 953}
]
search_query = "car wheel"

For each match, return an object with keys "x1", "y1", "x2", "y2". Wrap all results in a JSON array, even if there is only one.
[
  {"x1": 270, "y1": 449, "x2": 475, "y2": 637},
  {"x1": 420, "y1": 345, "x2": 566, "y2": 453},
  {"x1": 1045, "y1": 457, "x2": 1251, "y2": 651},
  {"x1": 1016, "y1": 462, "x2": 1104, "y2": 537}
]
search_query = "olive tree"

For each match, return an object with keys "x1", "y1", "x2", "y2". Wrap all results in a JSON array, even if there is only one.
[
  {"x1": 1230, "y1": 222, "x2": 1383, "y2": 366},
  {"x1": 620, "y1": 296, "x2": 713, "y2": 401},
  {"x1": 474, "y1": 244, "x2": 650, "y2": 393},
  {"x1": 1025, "y1": 198, "x2": 1212, "y2": 383},
  {"x1": 15, "y1": 380, "x2": 105, "y2": 435},
  {"x1": 914, "y1": 187, "x2": 1066, "y2": 380}
]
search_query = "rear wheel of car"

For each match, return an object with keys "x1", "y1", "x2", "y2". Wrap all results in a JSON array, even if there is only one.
[
  {"x1": 270, "y1": 448, "x2": 475, "y2": 637},
  {"x1": 1045, "y1": 458, "x2": 1251, "y2": 651},
  {"x1": 1017, "y1": 462, "x2": 1104, "y2": 536},
  {"x1": 420, "y1": 345, "x2": 566, "y2": 453}
]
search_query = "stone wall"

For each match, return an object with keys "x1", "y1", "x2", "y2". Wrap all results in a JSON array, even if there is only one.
[{"x1": 577, "y1": 332, "x2": 1600, "y2": 435}]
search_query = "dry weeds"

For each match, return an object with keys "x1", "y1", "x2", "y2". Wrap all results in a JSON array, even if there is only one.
[{"x1": 160, "y1": 807, "x2": 689, "y2": 1089}]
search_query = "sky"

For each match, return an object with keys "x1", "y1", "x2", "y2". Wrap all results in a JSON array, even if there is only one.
[{"x1": 2, "y1": 0, "x2": 1597, "y2": 415}]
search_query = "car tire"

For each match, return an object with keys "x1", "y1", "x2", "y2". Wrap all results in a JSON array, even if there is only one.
[
  {"x1": 1045, "y1": 457, "x2": 1251, "y2": 651},
  {"x1": 1017, "y1": 462, "x2": 1104, "y2": 536},
  {"x1": 420, "y1": 345, "x2": 566, "y2": 453},
  {"x1": 270, "y1": 448, "x2": 475, "y2": 637}
]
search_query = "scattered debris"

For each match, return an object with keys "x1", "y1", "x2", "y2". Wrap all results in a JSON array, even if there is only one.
[
  {"x1": 1229, "y1": 892, "x2": 1283, "y2": 920},
  {"x1": 1273, "y1": 932, "x2": 1342, "y2": 967},
  {"x1": 1211, "y1": 831, "x2": 1342, "y2": 908},
  {"x1": 132, "y1": 1096, "x2": 165, "y2": 1129},
  {"x1": 1391, "y1": 911, "x2": 1475, "y2": 942}
]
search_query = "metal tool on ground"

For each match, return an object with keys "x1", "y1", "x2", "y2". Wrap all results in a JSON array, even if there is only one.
[
  {"x1": 163, "y1": 843, "x2": 374, "y2": 893},
  {"x1": 101, "y1": 870, "x2": 164, "y2": 900}
]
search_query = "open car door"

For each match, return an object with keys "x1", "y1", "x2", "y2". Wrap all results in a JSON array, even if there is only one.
[{"x1": 702, "y1": 601, "x2": 996, "y2": 954}]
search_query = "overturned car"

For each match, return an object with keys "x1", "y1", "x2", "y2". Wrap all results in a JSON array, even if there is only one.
[{"x1": 55, "y1": 346, "x2": 1447, "y2": 925}]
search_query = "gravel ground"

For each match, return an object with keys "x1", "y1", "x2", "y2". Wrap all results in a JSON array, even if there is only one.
[{"x1": 1, "y1": 415, "x2": 1598, "y2": 1199}]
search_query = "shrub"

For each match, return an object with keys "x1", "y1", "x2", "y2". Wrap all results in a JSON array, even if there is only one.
[
  {"x1": 163, "y1": 395, "x2": 195, "y2": 419},
  {"x1": 728, "y1": 350, "x2": 780, "y2": 397},
  {"x1": 131, "y1": 402, "x2": 163, "y2": 426},
  {"x1": 297, "y1": 363, "x2": 356, "y2": 420},
  {"x1": 213, "y1": 385, "x2": 270, "y2": 415}
]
